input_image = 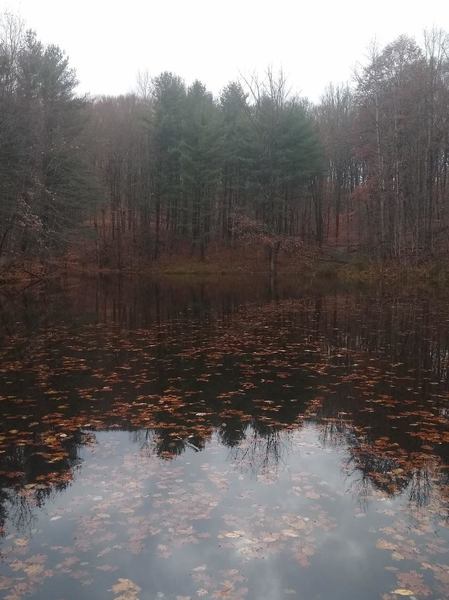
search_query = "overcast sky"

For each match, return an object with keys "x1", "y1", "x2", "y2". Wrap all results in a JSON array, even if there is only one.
[{"x1": 2, "y1": 0, "x2": 448, "y2": 101}]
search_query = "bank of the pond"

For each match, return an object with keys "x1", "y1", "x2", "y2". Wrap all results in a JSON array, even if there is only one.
[{"x1": 2, "y1": 253, "x2": 449, "y2": 291}]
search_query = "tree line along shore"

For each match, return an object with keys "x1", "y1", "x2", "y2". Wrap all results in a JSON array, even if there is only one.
[{"x1": 1, "y1": 14, "x2": 449, "y2": 281}]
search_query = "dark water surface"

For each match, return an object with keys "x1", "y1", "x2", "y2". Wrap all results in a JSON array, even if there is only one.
[{"x1": 1, "y1": 276, "x2": 449, "y2": 600}]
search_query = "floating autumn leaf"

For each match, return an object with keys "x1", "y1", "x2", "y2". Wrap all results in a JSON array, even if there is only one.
[
  {"x1": 376, "y1": 539, "x2": 397, "y2": 551},
  {"x1": 23, "y1": 564, "x2": 44, "y2": 577},
  {"x1": 110, "y1": 578, "x2": 141, "y2": 600},
  {"x1": 395, "y1": 571, "x2": 431, "y2": 597},
  {"x1": 223, "y1": 531, "x2": 244, "y2": 539}
]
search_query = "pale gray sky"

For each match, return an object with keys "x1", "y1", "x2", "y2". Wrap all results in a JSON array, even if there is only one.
[{"x1": 2, "y1": 0, "x2": 449, "y2": 101}]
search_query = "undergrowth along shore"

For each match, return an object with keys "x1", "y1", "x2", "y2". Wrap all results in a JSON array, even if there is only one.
[{"x1": 2, "y1": 253, "x2": 449, "y2": 291}]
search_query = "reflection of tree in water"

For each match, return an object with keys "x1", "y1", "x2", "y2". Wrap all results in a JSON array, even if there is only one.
[
  {"x1": 131, "y1": 421, "x2": 290, "y2": 478},
  {"x1": 228, "y1": 426, "x2": 290, "y2": 477},
  {"x1": 131, "y1": 415, "x2": 293, "y2": 477},
  {"x1": 318, "y1": 406, "x2": 449, "y2": 510},
  {"x1": 409, "y1": 467, "x2": 433, "y2": 508},
  {"x1": 132, "y1": 428, "x2": 208, "y2": 458},
  {"x1": 4, "y1": 278, "x2": 449, "y2": 385},
  {"x1": 0, "y1": 431, "x2": 88, "y2": 538},
  {"x1": 346, "y1": 453, "x2": 445, "y2": 510}
]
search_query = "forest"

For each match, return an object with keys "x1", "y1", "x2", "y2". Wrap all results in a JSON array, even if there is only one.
[{"x1": 1, "y1": 12, "x2": 449, "y2": 275}]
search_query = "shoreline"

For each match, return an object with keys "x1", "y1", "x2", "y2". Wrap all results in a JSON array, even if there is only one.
[{"x1": 1, "y1": 255, "x2": 447, "y2": 291}]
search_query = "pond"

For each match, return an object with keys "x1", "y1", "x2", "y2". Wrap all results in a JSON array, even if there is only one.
[{"x1": 0, "y1": 275, "x2": 449, "y2": 600}]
